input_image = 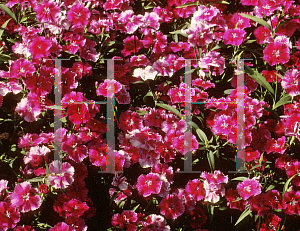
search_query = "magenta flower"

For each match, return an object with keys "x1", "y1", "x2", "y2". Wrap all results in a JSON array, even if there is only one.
[
  {"x1": 34, "y1": 0, "x2": 61, "y2": 23},
  {"x1": 28, "y1": 36, "x2": 51, "y2": 59},
  {"x1": 9, "y1": 58, "x2": 35, "y2": 79},
  {"x1": 67, "y1": 3, "x2": 91, "y2": 28},
  {"x1": 223, "y1": 29, "x2": 246, "y2": 46},
  {"x1": 24, "y1": 145, "x2": 50, "y2": 167},
  {"x1": 10, "y1": 182, "x2": 42, "y2": 213},
  {"x1": 96, "y1": 79, "x2": 122, "y2": 98},
  {"x1": 185, "y1": 179, "x2": 205, "y2": 201},
  {"x1": 111, "y1": 210, "x2": 138, "y2": 230},
  {"x1": 0, "y1": 202, "x2": 20, "y2": 230},
  {"x1": 48, "y1": 160, "x2": 75, "y2": 189},
  {"x1": 281, "y1": 68, "x2": 300, "y2": 96},
  {"x1": 159, "y1": 194, "x2": 185, "y2": 219},
  {"x1": 263, "y1": 42, "x2": 290, "y2": 66},
  {"x1": 49, "y1": 222, "x2": 75, "y2": 231},
  {"x1": 173, "y1": 132, "x2": 199, "y2": 155},
  {"x1": 15, "y1": 97, "x2": 42, "y2": 122},
  {"x1": 236, "y1": 177, "x2": 262, "y2": 200},
  {"x1": 63, "y1": 199, "x2": 89, "y2": 218},
  {"x1": 135, "y1": 173, "x2": 162, "y2": 197}
]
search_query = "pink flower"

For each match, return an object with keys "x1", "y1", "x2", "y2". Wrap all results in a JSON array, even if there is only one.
[
  {"x1": 0, "y1": 202, "x2": 20, "y2": 230},
  {"x1": 223, "y1": 29, "x2": 246, "y2": 46},
  {"x1": 254, "y1": 26, "x2": 272, "y2": 44},
  {"x1": 236, "y1": 178, "x2": 262, "y2": 200},
  {"x1": 173, "y1": 132, "x2": 199, "y2": 155},
  {"x1": 9, "y1": 58, "x2": 35, "y2": 79},
  {"x1": 281, "y1": 68, "x2": 300, "y2": 96},
  {"x1": 263, "y1": 42, "x2": 290, "y2": 66},
  {"x1": 28, "y1": 36, "x2": 51, "y2": 59},
  {"x1": 10, "y1": 182, "x2": 42, "y2": 213},
  {"x1": 34, "y1": 0, "x2": 61, "y2": 23},
  {"x1": 185, "y1": 179, "x2": 205, "y2": 201},
  {"x1": 49, "y1": 222, "x2": 75, "y2": 231},
  {"x1": 96, "y1": 79, "x2": 122, "y2": 98},
  {"x1": 159, "y1": 194, "x2": 185, "y2": 219},
  {"x1": 140, "y1": 214, "x2": 170, "y2": 230},
  {"x1": 0, "y1": 180, "x2": 8, "y2": 194},
  {"x1": 13, "y1": 225, "x2": 35, "y2": 231},
  {"x1": 24, "y1": 145, "x2": 50, "y2": 167},
  {"x1": 67, "y1": 3, "x2": 91, "y2": 28},
  {"x1": 135, "y1": 173, "x2": 162, "y2": 197},
  {"x1": 48, "y1": 160, "x2": 75, "y2": 189}
]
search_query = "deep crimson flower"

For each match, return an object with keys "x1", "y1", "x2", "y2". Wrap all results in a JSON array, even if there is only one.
[
  {"x1": 286, "y1": 160, "x2": 300, "y2": 187},
  {"x1": 62, "y1": 134, "x2": 88, "y2": 163},
  {"x1": 122, "y1": 35, "x2": 143, "y2": 57},
  {"x1": 111, "y1": 210, "x2": 138, "y2": 230},
  {"x1": 10, "y1": 182, "x2": 41, "y2": 213},
  {"x1": 265, "y1": 136, "x2": 286, "y2": 154},
  {"x1": 248, "y1": 193, "x2": 271, "y2": 216},
  {"x1": 189, "y1": 206, "x2": 207, "y2": 229},
  {"x1": 259, "y1": 213, "x2": 282, "y2": 231},
  {"x1": 243, "y1": 147, "x2": 260, "y2": 162},
  {"x1": 263, "y1": 42, "x2": 290, "y2": 66},
  {"x1": 63, "y1": 199, "x2": 89, "y2": 218},
  {"x1": 48, "y1": 160, "x2": 75, "y2": 189},
  {"x1": 225, "y1": 188, "x2": 247, "y2": 211},
  {"x1": 0, "y1": 202, "x2": 20, "y2": 230},
  {"x1": 34, "y1": 0, "x2": 61, "y2": 23},
  {"x1": 262, "y1": 70, "x2": 280, "y2": 82},
  {"x1": 265, "y1": 190, "x2": 286, "y2": 210},
  {"x1": 14, "y1": 225, "x2": 35, "y2": 231},
  {"x1": 159, "y1": 194, "x2": 185, "y2": 219},
  {"x1": 185, "y1": 179, "x2": 205, "y2": 201},
  {"x1": 135, "y1": 173, "x2": 162, "y2": 197},
  {"x1": 283, "y1": 190, "x2": 300, "y2": 215},
  {"x1": 49, "y1": 222, "x2": 75, "y2": 231},
  {"x1": 67, "y1": 3, "x2": 91, "y2": 28},
  {"x1": 28, "y1": 37, "x2": 51, "y2": 59},
  {"x1": 254, "y1": 26, "x2": 272, "y2": 44}
]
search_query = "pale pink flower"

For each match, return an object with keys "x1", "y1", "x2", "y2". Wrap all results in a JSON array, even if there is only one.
[
  {"x1": 95, "y1": 79, "x2": 122, "y2": 98},
  {"x1": 48, "y1": 160, "x2": 75, "y2": 189}
]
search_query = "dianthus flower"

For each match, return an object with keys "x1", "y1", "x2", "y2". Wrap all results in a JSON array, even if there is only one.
[
  {"x1": 159, "y1": 194, "x2": 185, "y2": 219},
  {"x1": 0, "y1": 179, "x2": 8, "y2": 195},
  {"x1": 263, "y1": 41, "x2": 290, "y2": 66},
  {"x1": 286, "y1": 160, "x2": 300, "y2": 187},
  {"x1": 185, "y1": 179, "x2": 205, "y2": 201},
  {"x1": 0, "y1": 202, "x2": 20, "y2": 230},
  {"x1": 122, "y1": 35, "x2": 143, "y2": 57},
  {"x1": 95, "y1": 79, "x2": 122, "y2": 98},
  {"x1": 10, "y1": 182, "x2": 41, "y2": 213},
  {"x1": 173, "y1": 132, "x2": 199, "y2": 155},
  {"x1": 48, "y1": 160, "x2": 75, "y2": 189},
  {"x1": 236, "y1": 177, "x2": 262, "y2": 200},
  {"x1": 140, "y1": 214, "x2": 170, "y2": 230},
  {"x1": 111, "y1": 210, "x2": 138, "y2": 230},
  {"x1": 223, "y1": 28, "x2": 246, "y2": 46},
  {"x1": 14, "y1": 225, "x2": 35, "y2": 231},
  {"x1": 49, "y1": 222, "x2": 75, "y2": 231},
  {"x1": 133, "y1": 66, "x2": 157, "y2": 81},
  {"x1": 67, "y1": 3, "x2": 90, "y2": 28},
  {"x1": 24, "y1": 145, "x2": 50, "y2": 167},
  {"x1": 34, "y1": 0, "x2": 61, "y2": 23},
  {"x1": 9, "y1": 58, "x2": 35, "y2": 79},
  {"x1": 259, "y1": 213, "x2": 282, "y2": 231},
  {"x1": 225, "y1": 188, "x2": 247, "y2": 211},
  {"x1": 63, "y1": 199, "x2": 89, "y2": 218},
  {"x1": 281, "y1": 68, "x2": 300, "y2": 96},
  {"x1": 28, "y1": 36, "x2": 51, "y2": 59},
  {"x1": 254, "y1": 26, "x2": 272, "y2": 44},
  {"x1": 283, "y1": 190, "x2": 300, "y2": 215},
  {"x1": 135, "y1": 173, "x2": 162, "y2": 197}
]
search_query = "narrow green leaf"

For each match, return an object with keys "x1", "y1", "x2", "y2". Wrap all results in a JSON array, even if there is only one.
[
  {"x1": 156, "y1": 103, "x2": 183, "y2": 119},
  {"x1": 240, "y1": 13, "x2": 271, "y2": 30},
  {"x1": 231, "y1": 177, "x2": 247, "y2": 181},
  {"x1": 207, "y1": 150, "x2": 215, "y2": 172},
  {"x1": 191, "y1": 121, "x2": 207, "y2": 142},
  {"x1": 244, "y1": 66, "x2": 274, "y2": 95},
  {"x1": 283, "y1": 174, "x2": 296, "y2": 193},
  {"x1": 208, "y1": 1, "x2": 230, "y2": 4},
  {"x1": 0, "y1": 4, "x2": 17, "y2": 23},
  {"x1": 0, "y1": 18, "x2": 11, "y2": 40},
  {"x1": 176, "y1": 1, "x2": 198, "y2": 8},
  {"x1": 235, "y1": 206, "x2": 251, "y2": 226},
  {"x1": 28, "y1": 177, "x2": 44, "y2": 182},
  {"x1": 132, "y1": 204, "x2": 140, "y2": 211},
  {"x1": 273, "y1": 95, "x2": 292, "y2": 110},
  {"x1": 169, "y1": 30, "x2": 188, "y2": 37}
]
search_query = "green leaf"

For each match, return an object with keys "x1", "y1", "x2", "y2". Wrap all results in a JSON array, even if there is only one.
[
  {"x1": 169, "y1": 29, "x2": 188, "y2": 37},
  {"x1": 207, "y1": 1, "x2": 230, "y2": 4},
  {"x1": 231, "y1": 177, "x2": 247, "y2": 181},
  {"x1": 273, "y1": 94, "x2": 292, "y2": 110},
  {"x1": 0, "y1": 18, "x2": 11, "y2": 40},
  {"x1": 132, "y1": 204, "x2": 140, "y2": 212},
  {"x1": 240, "y1": 13, "x2": 271, "y2": 31},
  {"x1": 266, "y1": 184, "x2": 275, "y2": 191},
  {"x1": 46, "y1": 105, "x2": 65, "y2": 110},
  {"x1": 191, "y1": 121, "x2": 207, "y2": 142},
  {"x1": 244, "y1": 66, "x2": 274, "y2": 96},
  {"x1": 0, "y1": 4, "x2": 17, "y2": 23},
  {"x1": 156, "y1": 103, "x2": 183, "y2": 119},
  {"x1": 235, "y1": 206, "x2": 251, "y2": 226},
  {"x1": 176, "y1": 1, "x2": 199, "y2": 8},
  {"x1": 28, "y1": 177, "x2": 45, "y2": 182},
  {"x1": 207, "y1": 150, "x2": 215, "y2": 172},
  {"x1": 283, "y1": 174, "x2": 296, "y2": 193}
]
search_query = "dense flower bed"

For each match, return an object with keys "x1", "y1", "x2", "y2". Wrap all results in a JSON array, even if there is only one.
[{"x1": 1, "y1": 0, "x2": 300, "y2": 230}]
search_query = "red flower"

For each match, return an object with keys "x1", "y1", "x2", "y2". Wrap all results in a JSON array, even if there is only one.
[
  {"x1": 159, "y1": 194, "x2": 185, "y2": 219},
  {"x1": 63, "y1": 199, "x2": 89, "y2": 218},
  {"x1": 67, "y1": 3, "x2": 91, "y2": 28},
  {"x1": 28, "y1": 37, "x2": 51, "y2": 59},
  {"x1": 263, "y1": 42, "x2": 290, "y2": 66},
  {"x1": 283, "y1": 190, "x2": 300, "y2": 215},
  {"x1": 0, "y1": 202, "x2": 20, "y2": 230},
  {"x1": 185, "y1": 179, "x2": 205, "y2": 201},
  {"x1": 223, "y1": 29, "x2": 246, "y2": 46}
]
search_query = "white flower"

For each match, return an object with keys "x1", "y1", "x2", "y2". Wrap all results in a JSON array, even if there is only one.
[{"x1": 133, "y1": 66, "x2": 157, "y2": 81}]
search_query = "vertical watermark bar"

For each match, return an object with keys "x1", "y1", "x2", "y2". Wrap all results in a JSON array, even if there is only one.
[
  {"x1": 229, "y1": 59, "x2": 249, "y2": 173},
  {"x1": 106, "y1": 59, "x2": 116, "y2": 173},
  {"x1": 53, "y1": 59, "x2": 68, "y2": 162},
  {"x1": 177, "y1": 59, "x2": 201, "y2": 173}
]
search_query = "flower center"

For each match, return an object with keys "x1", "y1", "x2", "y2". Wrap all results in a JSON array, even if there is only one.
[
  {"x1": 23, "y1": 193, "x2": 30, "y2": 201},
  {"x1": 19, "y1": 67, "x2": 25, "y2": 73},
  {"x1": 272, "y1": 50, "x2": 280, "y2": 58},
  {"x1": 44, "y1": 8, "x2": 50, "y2": 14}
]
